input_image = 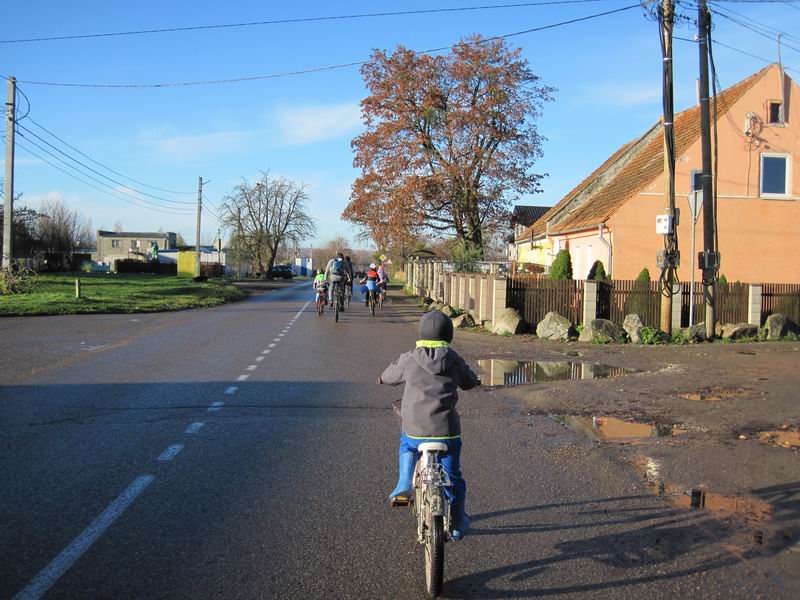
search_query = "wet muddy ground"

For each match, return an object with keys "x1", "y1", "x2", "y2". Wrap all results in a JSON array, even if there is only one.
[{"x1": 453, "y1": 328, "x2": 800, "y2": 565}]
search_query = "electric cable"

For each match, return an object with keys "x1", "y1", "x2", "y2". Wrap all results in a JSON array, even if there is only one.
[
  {"x1": 17, "y1": 5, "x2": 641, "y2": 88},
  {"x1": 14, "y1": 139, "x2": 199, "y2": 216},
  {"x1": 24, "y1": 116, "x2": 195, "y2": 195},
  {"x1": 0, "y1": 1, "x2": 617, "y2": 44},
  {"x1": 15, "y1": 131, "x2": 196, "y2": 213},
  {"x1": 16, "y1": 122, "x2": 197, "y2": 205},
  {"x1": 708, "y1": 1, "x2": 800, "y2": 44},
  {"x1": 710, "y1": 8, "x2": 800, "y2": 54}
]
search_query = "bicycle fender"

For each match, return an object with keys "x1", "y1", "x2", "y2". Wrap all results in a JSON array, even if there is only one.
[{"x1": 428, "y1": 492, "x2": 446, "y2": 517}]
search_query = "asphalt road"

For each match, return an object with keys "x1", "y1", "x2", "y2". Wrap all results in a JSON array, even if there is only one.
[{"x1": 0, "y1": 283, "x2": 790, "y2": 599}]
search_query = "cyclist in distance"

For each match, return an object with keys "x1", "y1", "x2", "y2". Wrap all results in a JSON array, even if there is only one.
[
  {"x1": 325, "y1": 252, "x2": 347, "y2": 308},
  {"x1": 378, "y1": 311, "x2": 479, "y2": 541},
  {"x1": 360, "y1": 263, "x2": 380, "y2": 307},
  {"x1": 377, "y1": 263, "x2": 389, "y2": 304}
]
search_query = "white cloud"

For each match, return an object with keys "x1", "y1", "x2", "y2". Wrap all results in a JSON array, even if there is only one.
[
  {"x1": 276, "y1": 103, "x2": 361, "y2": 146},
  {"x1": 145, "y1": 130, "x2": 255, "y2": 164}
]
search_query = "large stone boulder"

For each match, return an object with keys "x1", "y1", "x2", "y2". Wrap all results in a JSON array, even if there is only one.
[
  {"x1": 491, "y1": 308, "x2": 529, "y2": 336},
  {"x1": 623, "y1": 314, "x2": 645, "y2": 344},
  {"x1": 765, "y1": 313, "x2": 789, "y2": 340},
  {"x1": 429, "y1": 301, "x2": 444, "y2": 312},
  {"x1": 440, "y1": 304, "x2": 455, "y2": 317},
  {"x1": 452, "y1": 313, "x2": 476, "y2": 329},
  {"x1": 682, "y1": 322, "x2": 707, "y2": 343},
  {"x1": 721, "y1": 322, "x2": 758, "y2": 340},
  {"x1": 536, "y1": 311, "x2": 574, "y2": 341},
  {"x1": 578, "y1": 319, "x2": 626, "y2": 343}
]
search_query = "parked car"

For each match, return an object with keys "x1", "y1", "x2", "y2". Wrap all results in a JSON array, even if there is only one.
[{"x1": 268, "y1": 265, "x2": 295, "y2": 279}]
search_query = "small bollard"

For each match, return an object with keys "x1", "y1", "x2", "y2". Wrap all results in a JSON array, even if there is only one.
[{"x1": 75, "y1": 278, "x2": 81, "y2": 298}]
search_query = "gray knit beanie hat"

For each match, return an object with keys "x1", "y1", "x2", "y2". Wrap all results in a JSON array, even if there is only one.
[{"x1": 419, "y1": 310, "x2": 454, "y2": 343}]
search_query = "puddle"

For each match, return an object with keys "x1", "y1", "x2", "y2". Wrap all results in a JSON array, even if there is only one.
[
  {"x1": 676, "y1": 387, "x2": 748, "y2": 401},
  {"x1": 554, "y1": 415, "x2": 685, "y2": 441},
  {"x1": 635, "y1": 457, "x2": 772, "y2": 524},
  {"x1": 477, "y1": 359, "x2": 639, "y2": 387},
  {"x1": 758, "y1": 430, "x2": 800, "y2": 449}
]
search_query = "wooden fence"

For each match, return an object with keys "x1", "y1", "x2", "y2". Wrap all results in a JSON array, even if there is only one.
[
  {"x1": 716, "y1": 281, "x2": 748, "y2": 325},
  {"x1": 507, "y1": 277, "x2": 584, "y2": 326},
  {"x1": 598, "y1": 280, "x2": 661, "y2": 327},
  {"x1": 761, "y1": 283, "x2": 800, "y2": 325}
]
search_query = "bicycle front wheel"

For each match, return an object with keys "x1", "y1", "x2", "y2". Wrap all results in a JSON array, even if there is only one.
[{"x1": 424, "y1": 515, "x2": 445, "y2": 598}]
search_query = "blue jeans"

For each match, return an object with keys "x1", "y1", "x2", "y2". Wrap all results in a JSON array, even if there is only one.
[{"x1": 400, "y1": 433, "x2": 465, "y2": 504}]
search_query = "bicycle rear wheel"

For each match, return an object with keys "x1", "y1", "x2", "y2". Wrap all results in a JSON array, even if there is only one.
[
  {"x1": 334, "y1": 297, "x2": 340, "y2": 322},
  {"x1": 370, "y1": 293, "x2": 375, "y2": 317},
  {"x1": 424, "y1": 515, "x2": 445, "y2": 598}
]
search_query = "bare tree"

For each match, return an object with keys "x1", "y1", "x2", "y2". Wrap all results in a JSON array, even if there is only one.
[
  {"x1": 36, "y1": 198, "x2": 94, "y2": 271},
  {"x1": 219, "y1": 172, "x2": 316, "y2": 278}
]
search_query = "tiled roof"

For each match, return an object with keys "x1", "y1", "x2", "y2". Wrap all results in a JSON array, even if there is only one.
[
  {"x1": 98, "y1": 230, "x2": 175, "y2": 238},
  {"x1": 512, "y1": 205, "x2": 550, "y2": 227},
  {"x1": 525, "y1": 65, "x2": 772, "y2": 238}
]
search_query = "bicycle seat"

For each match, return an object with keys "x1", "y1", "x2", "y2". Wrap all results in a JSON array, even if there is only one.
[{"x1": 418, "y1": 442, "x2": 448, "y2": 454}]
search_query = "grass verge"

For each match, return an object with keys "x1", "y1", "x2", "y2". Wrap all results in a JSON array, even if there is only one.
[{"x1": 0, "y1": 273, "x2": 246, "y2": 317}]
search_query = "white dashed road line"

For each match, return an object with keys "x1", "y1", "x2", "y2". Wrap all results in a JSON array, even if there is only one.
[
  {"x1": 224, "y1": 386, "x2": 238, "y2": 395},
  {"x1": 262, "y1": 349, "x2": 271, "y2": 355},
  {"x1": 12, "y1": 475, "x2": 155, "y2": 600},
  {"x1": 185, "y1": 422, "x2": 204, "y2": 434},
  {"x1": 208, "y1": 401, "x2": 225, "y2": 412},
  {"x1": 157, "y1": 445, "x2": 184, "y2": 461},
  {"x1": 268, "y1": 343, "x2": 277, "y2": 348},
  {"x1": 237, "y1": 374, "x2": 250, "y2": 381},
  {"x1": 255, "y1": 356, "x2": 265, "y2": 362},
  {"x1": 246, "y1": 365, "x2": 257, "y2": 371}
]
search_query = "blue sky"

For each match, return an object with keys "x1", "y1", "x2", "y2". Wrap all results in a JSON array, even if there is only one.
[{"x1": 2, "y1": 1, "x2": 798, "y2": 248}]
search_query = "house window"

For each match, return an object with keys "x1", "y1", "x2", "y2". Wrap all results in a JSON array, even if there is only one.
[
  {"x1": 691, "y1": 170, "x2": 703, "y2": 191},
  {"x1": 111, "y1": 239, "x2": 120, "y2": 248},
  {"x1": 768, "y1": 101, "x2": 782, "y2": 125},
  {"x1": 760, "y1": 154, "x2": 790, "y2": 197}
]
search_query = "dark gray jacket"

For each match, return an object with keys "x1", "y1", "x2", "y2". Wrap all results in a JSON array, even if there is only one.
[{"x1": 380, "y1": 346, "x2": 479, "y2": 438}]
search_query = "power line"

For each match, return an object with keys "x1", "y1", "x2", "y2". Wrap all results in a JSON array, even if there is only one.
[
  {"x1": 675, "y1": 31, "x2": 799, "y2": 73},
  {"x1": 24, "y1": 116, "x2": 195, "y2": 195},
  {"x1": 14, "y1": 139, "x2": 199, "y2": 216},
  {"x1": 0, "y1": 0, "x2": 616, "y2": 44},
  {"x1": 17, "y1": 4, "x2": 641, "y2": 88},
  {"x1": 710, "y1": 8, "x2": 800, "y2": 53},
  {"x1": 15, "y1": 132, "x2": 196, "y2": 213},
  {"x1": 15, "y1": 123, "x2": 197, "y2": 205},
  {"x1": 708, "y1": 1, "x2": 800, "y2": 43}
]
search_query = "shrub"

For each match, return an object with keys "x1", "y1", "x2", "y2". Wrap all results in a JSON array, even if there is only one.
[
  {"x1": 0, "y1": 267, "x2": 38, "y2": 295},
  {"x1": 451, "y1": 241, "x2": 482, "y2": 273},
  {"x1": 629, "y1": 268, "x2": 653, "y2": 317},
  {"x1": 587, "y1": 260, "x2": 608, "y2": 282},
  {"x1": 550, "y1": 250, "x2": 573, "y2": 280},
  {"x1": 640, "y1": 326, "x2": 668, "y2": 345},
  {"x1": 718, "y1": 274, "x2": 728, "y2": 286},
  {"x1": 670, "y1": 329, "x2": 688, "y2": 345}
]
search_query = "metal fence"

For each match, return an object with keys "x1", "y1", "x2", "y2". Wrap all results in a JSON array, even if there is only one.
[
  {"x1": 761, "y1": 283, "x2": 800, "y2": 325},
  {"x1": 598, "y1": 280, "x2": 662, "y2": 327},
  {"x1": 507, "y1": 277, "x2": 584, "y2": 326}
]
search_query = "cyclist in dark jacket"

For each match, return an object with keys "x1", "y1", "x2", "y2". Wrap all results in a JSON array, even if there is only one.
[{"x1": 379, "y1": 310, "x2": 479, "y2": 540}]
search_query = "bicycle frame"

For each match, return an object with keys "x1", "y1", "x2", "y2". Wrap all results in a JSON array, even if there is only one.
[{"x1": 414, "y1": 449, "x2": 452, "y2": 543}]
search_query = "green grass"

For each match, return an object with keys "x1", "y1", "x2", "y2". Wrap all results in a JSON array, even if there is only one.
[{"x1": 0, "y1": 273, "x2": 246, "y2": 316}]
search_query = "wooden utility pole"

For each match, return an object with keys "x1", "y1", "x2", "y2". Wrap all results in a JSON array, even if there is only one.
[
  {"x1": 195, "y1": 176, "x2": 203, "y2": 277},
  {"x1": 2, "y1": 76, "x2": 16, "y2": 270},
  {"x1": 698, "y1": 1, "x2": 717, "y2": 338},
  {"x1": 659, "y1": 0, "x2": 678, "y2": 334}
]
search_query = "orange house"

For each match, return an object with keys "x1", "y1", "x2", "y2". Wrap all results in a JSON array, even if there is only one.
[{"x1": 518, "y1": 64, "x2": 800, "y2": 284}]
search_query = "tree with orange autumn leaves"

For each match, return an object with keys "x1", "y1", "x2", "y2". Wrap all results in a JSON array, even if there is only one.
[{"x1": 344, "y1": 35, "x2": 553, "y2": 259}]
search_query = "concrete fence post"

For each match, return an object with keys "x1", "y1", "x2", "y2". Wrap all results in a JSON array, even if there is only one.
[
  {"x1": 492, "y1": 278, "x2": 507, "y2": 325},
  {"x1": 478, "y1": 277, "x2": 489, "y2": 323},
  {"x1": 468, "y1": 276, "x2": 477, "y2": 315},
  {"x1": 748, "y1": 284, "x2": 763, "y2": 325},
  {"x1": 443, "y1": 272, "x2": 452, "y2": 306},
  {"x1": 671, "y1": 283, "x2": 682, "y2": 331},
  {"x1": 458, "y1": 275, "x2": 467, "y2": 309},
  {"x1": 583, "y1": 280, "x2": 598, "y2": 325}
]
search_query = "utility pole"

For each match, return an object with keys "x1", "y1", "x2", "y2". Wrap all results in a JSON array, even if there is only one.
[
  {"x1": 698, "y1": 0, "x2": 717, "y2": 338},
  {"x1": 658, "y1": 0, "x2": 678, "y2": 334},
  {"x1": 2, "y1": 76, "x2": 16, "y2": 270},
  {"x1": 195, "y1": 176, "x2": 203, "y2": 277}
]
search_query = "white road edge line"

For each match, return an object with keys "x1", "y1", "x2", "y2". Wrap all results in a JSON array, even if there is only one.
[
  {"x1": 224, "y1": 386, "x2": 238, "y2": 395},
  {"x1": 293, "y1": 301, "x2": 311, "y2": 320},
  {"x1": 237, "y1": 374, "x2": 250, "y2": 381},
  {"x1": 185, "y1": 422, "x2": 204, "y2": 434},
  {"x1": 12, "y1": 475, "x2": 154, "y2": 600},
  {"x1": 157, "y1": 444, "x2": 184, "y2": 461},
  {"x1": 208, "y1": 401, "x2": 225, "y2": 412}
]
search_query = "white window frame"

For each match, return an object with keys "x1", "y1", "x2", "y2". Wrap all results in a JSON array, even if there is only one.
[
  {"x1": 760, "y1": 153, "x2": 791, "y2": 199},
  {"x1": 111, "y1": 239, "x2": 120, "y2": 248}
]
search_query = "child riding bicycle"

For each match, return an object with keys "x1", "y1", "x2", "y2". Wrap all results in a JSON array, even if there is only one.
[{"x1": 378, "y1": 311, "x2": 479, "y2": 540}]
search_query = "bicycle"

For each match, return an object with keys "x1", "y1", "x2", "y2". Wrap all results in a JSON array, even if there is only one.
[
  {"x1": 315, "y1": 284, "x2": 328, "y2": 316},
  {"x1": 345, "y1": 280, "x2": 352, "y2": 308},
  {"x1": 366, "y1": 289, "x2": 377, "y2": 317},
  {"x1": 332, "y1": 280, "x2": 345, "y2": 323},
  {"x1": 395, "y1": 442, "x2": 452, "y2": 598}
]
